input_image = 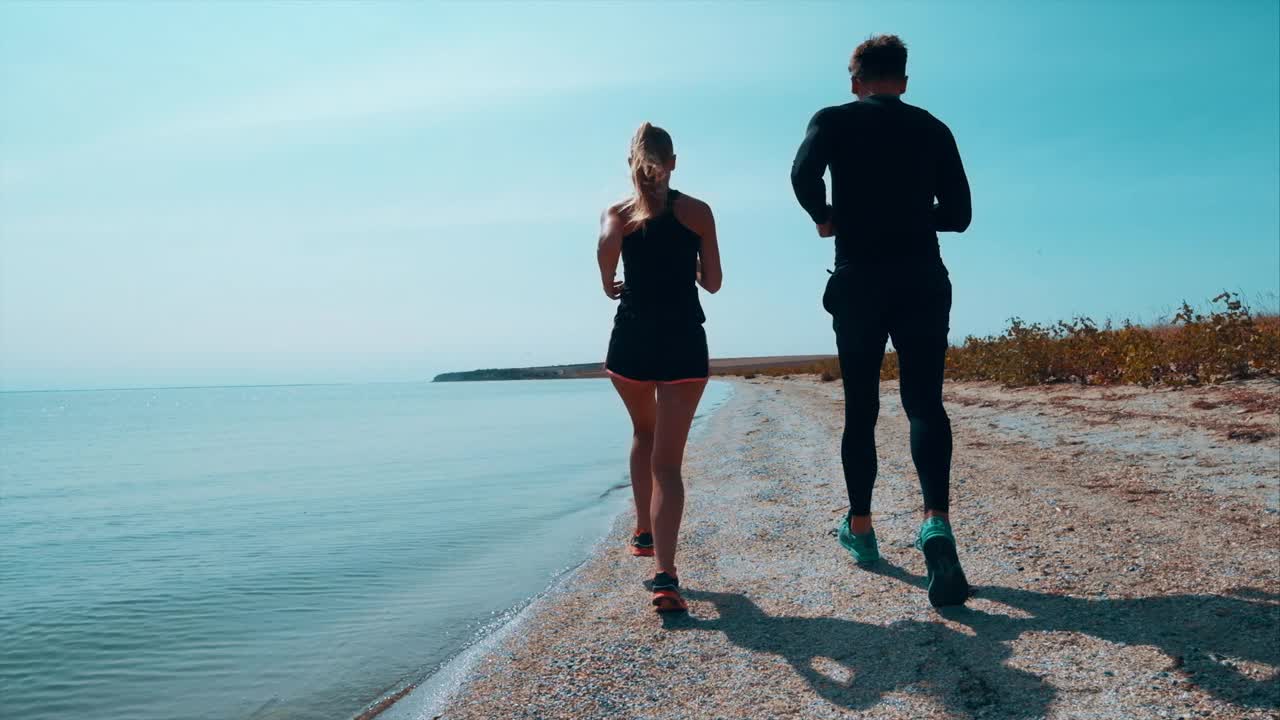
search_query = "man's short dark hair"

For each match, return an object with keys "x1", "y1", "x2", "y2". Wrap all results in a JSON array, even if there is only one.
[{"x1": 850, "y1": 34, "x2": 907, "y2": 81}]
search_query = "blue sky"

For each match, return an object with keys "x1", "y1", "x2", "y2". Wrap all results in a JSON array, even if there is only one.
[{"x1": 1, "y1": 0, "x2": 1277, "y2": 390}]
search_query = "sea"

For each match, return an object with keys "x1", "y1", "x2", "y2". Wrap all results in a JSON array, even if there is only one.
[{"x1": 0, "y1": 379, "x2": 732, "y2": 720}]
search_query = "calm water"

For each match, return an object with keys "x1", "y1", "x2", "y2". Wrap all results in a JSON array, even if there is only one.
[{"x1": 0, "y1": 379, "x2": 730, "y2": 720}]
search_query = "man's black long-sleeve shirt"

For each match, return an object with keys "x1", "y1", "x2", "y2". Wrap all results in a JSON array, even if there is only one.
[{"x1": 791, "y1": 95, "x2": 971, "y2": 268}]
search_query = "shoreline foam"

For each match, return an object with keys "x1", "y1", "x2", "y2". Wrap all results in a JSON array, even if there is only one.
[{"x1": 367, "y1": 380, "x2": 737, "y2": 720}]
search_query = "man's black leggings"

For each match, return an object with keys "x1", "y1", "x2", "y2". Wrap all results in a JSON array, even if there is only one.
[{"x1": 822, "y1": 259, "x2": 953, "y2": 516}]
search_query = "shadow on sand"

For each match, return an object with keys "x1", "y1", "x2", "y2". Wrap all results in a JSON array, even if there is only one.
[{"x1": 661, "y1": 562, "x2": 1278, "y2": 718}]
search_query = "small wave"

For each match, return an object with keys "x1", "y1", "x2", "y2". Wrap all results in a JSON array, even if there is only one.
[
  {"x1": 363, "y1": 555, "x2": 595, "y2": 720},
  {"x1": 598, "y1": 480, "x2": 630, "y2": 498}
]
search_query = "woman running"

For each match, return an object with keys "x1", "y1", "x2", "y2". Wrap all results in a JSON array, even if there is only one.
[{"x1": 597, "y1": 122, "x2": 722, "y2": 613}]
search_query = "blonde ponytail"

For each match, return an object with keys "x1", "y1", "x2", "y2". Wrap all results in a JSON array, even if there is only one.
[{"x1": 623, "y1": 122, "x2": 674, "y2": 228}]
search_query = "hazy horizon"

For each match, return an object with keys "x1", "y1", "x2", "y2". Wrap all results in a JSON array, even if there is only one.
[{"x1": 3, "y1": 1, "x2": 1278, "y2": 392}]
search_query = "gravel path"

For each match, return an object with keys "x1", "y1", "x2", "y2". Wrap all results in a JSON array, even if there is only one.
[{"x1": 432, "y1": 377, "x2": 1279, "y2": 720}]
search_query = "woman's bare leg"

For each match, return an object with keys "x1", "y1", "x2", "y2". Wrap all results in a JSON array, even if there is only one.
[
  {"x1": 610, "y1": 377, "x2": 658, "y2": 531},
  {"x1": 650, "y1": 380, "x2": 707, "y2": 577}
]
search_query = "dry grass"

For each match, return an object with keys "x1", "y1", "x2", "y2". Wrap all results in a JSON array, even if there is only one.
[{"x1": 717, "y1": 293, "x2": 1280, "y2": 387}]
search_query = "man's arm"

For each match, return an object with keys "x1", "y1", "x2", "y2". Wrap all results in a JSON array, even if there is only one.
[
  {"x1": 932, "y1": 123, "x2": 971, "y2": 233},
  {"x1": 791, "y1": 109, "x2": 833, "y2": 229}
]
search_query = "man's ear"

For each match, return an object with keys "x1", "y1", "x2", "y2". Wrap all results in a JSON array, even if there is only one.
[
  {"x1": 669, "y1": 155, "x2": 677, "y2": 172},
  {"x1": 901, "y1": 76, "x2": 909, "y2": 94}
]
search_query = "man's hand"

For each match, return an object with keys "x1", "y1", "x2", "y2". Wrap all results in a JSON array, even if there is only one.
[
  {"x1": 816, "y1": 204, "x2": 836, "y2": 237},
  {"x1": 603, "y1": 279, "x2": 624, "y2": 299}
]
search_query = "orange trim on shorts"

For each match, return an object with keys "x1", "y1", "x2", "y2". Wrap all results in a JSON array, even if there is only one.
[{"x1": 604, "y1": 367, "x2": 709, "y2": 385}]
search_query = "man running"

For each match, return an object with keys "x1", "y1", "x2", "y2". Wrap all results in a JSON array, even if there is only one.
[{"x1": 790, "y1": 34, "x2": 972, "y2": 607}]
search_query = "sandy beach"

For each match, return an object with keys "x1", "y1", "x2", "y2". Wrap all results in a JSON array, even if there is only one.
[{"x1": 431, "y1": 376, "x2": 1279, "y2": 720}]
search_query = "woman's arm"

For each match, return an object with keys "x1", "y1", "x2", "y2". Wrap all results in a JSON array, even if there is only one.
[
  {"x1": 682, "y1": 198, "x2": 722, "y2": 294},
  {"x1": 597, "y1": 206, "x2": 625, "y2": 299}
]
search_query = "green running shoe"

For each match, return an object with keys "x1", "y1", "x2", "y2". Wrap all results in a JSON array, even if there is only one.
[
  {"x1": 837, "y1": 515, "x2": 880, "y2": 566},
  {"x1": 916, "y1": 517, "x2": 970, "y2": 607}
]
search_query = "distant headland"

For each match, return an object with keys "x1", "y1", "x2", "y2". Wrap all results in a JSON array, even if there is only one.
[
  {"x1": 431, "y1": 356, "x2": 837, "y2": 382},
  {"x1": 432, "y1": 363, "x2": 608, "y2": 382}
]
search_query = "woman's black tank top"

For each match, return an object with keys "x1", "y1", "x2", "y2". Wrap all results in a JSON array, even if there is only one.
[{"x1": 615, "y1": 189, "x2": 705, "y2": 327}]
